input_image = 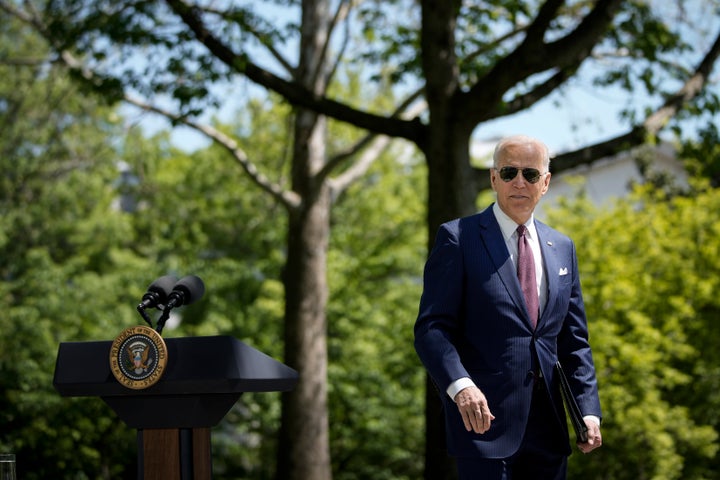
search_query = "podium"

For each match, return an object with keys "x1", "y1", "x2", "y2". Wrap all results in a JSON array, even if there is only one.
[{"x1": 53, "y1": 335, "x2": 298, "y2": 479}]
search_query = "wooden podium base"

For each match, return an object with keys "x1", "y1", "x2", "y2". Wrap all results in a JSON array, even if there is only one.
[{"x1": 138, "y1": 428, "x2": 211, "y2": 480}]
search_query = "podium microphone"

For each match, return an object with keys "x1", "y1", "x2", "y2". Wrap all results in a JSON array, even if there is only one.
[
  {"x1": 156, "y1": 275, "x2": 205, "y2": 334},
  {"x1": 138, "y1": 275, "x2": 178, "y2": 310},
  {"x1": 136, "y1": 275, "x2": 178, "y2": 327},
  {"x1": 165, "y1": 275, "x2": 205, "y2": 310}
]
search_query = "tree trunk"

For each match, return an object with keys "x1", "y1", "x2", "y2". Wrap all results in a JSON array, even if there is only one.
[
  {"x1": 277, "y1": 188, "x2": 332, "y2": 480},
  {"x1": 420, "y1": 2, "x2": 478, "y2": 478},
  {"x1": 276, "y1": 110, "x2": 332, "y2": 480},
  {"x1": 422, "y1": 119, "x2": 477, "y2": 480},
  {"x1": 276, "y1": 1, "x2": 333, "y2": 478}
]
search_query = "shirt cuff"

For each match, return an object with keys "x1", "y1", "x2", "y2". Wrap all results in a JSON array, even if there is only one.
[
  {"x1": 446, "y1": 377, "x2": 476, "y2": 400},
  {"x1": 583, "y1": 415, "x2": 601, "y2": 426}
]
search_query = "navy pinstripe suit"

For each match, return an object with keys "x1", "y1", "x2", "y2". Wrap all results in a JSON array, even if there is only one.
[{"x1": 414, "y1": 205, "x2": 601, "y2": 461}]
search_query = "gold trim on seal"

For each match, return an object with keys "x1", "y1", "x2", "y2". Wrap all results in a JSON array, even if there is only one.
[{"x1": 109, "y1": 325, "x2": 168, "y2": 390}]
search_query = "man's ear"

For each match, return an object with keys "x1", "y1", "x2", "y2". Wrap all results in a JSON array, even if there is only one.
[{"x1": 540, "y1": 172, "x2": 551, "y2": 195}]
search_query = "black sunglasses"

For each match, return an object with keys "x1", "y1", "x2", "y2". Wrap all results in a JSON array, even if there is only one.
[{"x1": 496, "y1": 166, "x2": 545, "y2": 184}]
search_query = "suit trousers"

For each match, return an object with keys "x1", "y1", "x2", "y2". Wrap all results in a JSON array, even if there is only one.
[{"x1": 456, "y1": 382, "x2": 568, "y2": 480}]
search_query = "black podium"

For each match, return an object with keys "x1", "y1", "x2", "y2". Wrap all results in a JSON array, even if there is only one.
[{"x1": 53, "y1": 335, "x2": 298, "y2": 479}]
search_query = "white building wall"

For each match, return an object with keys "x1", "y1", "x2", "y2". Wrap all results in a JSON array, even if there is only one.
[
  {"x1": 537, "y1": 143, "x2": 686, "y2": 215},
  {"x1": 471, "y1": 139, "x2": 687, "y2": 216}
]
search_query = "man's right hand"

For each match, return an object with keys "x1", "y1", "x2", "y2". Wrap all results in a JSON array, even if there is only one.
[{"x1": 455, "y1": 386, "x2": 495, "y2": 434}]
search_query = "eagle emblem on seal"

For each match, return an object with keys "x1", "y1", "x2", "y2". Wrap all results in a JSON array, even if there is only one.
[{"x1": 127, "y1": 341, "x2": 154, "y2": 374}]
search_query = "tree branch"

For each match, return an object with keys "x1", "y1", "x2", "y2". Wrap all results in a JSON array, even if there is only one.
[
  {"x1": 555, "y1": 27, "x2": 720, "y2": 171},
  {"x1": 163, "y1": 0, "x2": 425, "y2": 143},
  {"x1": 460, "y1": 22, "x2": 529, "y2": 68},
  {"x1": 473, "y1": 25, "x2": 720, "y2": 190},
  {"x1": 550, "y1": 128, "x2": 645, "y2": 172},
  {"x1": 495, "y1": 68, "x2": 574, "y2": 118},
  {"x1": 123, "y1": 95, "x2": 301, "y2": 210},
  {"x1": 644, "y1": 30, "x2": 720, "y2": 133},
  {"x1": 327, "y1": 94, "x2": 427, "y2": 196},
  {"x1": 465, "y1": 0, "x2": 623, "y2": 121},
  {"x1": 542, "y1": 0, "x2": 624, "y2": 68},
  {"x1": 522, "y1": 0, "x2": 565, "y2": 45},
  {"x1": 321, "y1": 0, "x2": 353, "y2": 88},
  {"x1": 201, "y1": 4, "x2": 297, "y2": 76},
  {"x1": 327, "y1": 135, "x2": 392, "y2": 197}
]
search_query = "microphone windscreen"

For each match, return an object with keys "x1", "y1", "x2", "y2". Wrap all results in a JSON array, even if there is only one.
[
  {"x1": 174, "y1": 275, "x2": 205, "y2": 305},
  {"x1": 147, "y1": 275, "x2": 179, "y2": 303}
]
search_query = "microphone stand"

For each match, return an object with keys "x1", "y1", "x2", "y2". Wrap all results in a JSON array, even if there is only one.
[
  {"x1": 155, "y1": 307, "x2": 172, "y2": 335},
  {"x1": 136, "y1": 304, "x2": 154, "y2": 329}
]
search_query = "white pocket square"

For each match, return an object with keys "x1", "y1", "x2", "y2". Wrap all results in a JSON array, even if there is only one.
[{"x1": 558, "y1": 267, "x2": 568, "y2": 276}]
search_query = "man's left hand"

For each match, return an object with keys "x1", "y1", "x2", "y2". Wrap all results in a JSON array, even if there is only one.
[{"x1": 577, "y1": 419, "x2": 602, "y2": 453}]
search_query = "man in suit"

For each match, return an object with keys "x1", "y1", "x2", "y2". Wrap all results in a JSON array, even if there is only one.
[{"x1": 414, "y1": 135, "x2": 602, "y2": 479}]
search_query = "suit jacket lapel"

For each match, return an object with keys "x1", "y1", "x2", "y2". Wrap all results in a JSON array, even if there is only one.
[
  {"x1": 477, "y1": 208, "x2": 529, "y2": 326},
  {"x1": 536, "y1": 221, "x2": 559, "y2": 328}
]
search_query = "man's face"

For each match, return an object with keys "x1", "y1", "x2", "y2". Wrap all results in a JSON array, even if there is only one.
[{"x1": 490, "y1": 142, "x2": 551, "y2": 225}]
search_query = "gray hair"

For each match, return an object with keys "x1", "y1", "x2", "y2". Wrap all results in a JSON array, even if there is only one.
[{"x1": 492, "y1": 135, "x2": 551, "y2": 170}]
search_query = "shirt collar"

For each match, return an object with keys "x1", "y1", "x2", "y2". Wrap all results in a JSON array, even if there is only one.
[{"x1": 492, "y1": 203, "x2": 537, "y2": 241}]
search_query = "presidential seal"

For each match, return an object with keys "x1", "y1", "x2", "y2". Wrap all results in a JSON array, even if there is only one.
[{"x1": 109, "y1": 325, "x2": 168, "y2": 390}]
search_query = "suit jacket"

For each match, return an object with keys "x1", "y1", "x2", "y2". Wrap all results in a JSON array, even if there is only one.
[{"x1": 414, "y1": 205, "x2": 601, "y2": 458}]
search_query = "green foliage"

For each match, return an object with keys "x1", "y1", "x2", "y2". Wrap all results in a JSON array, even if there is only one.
[
  {"x1": 547, "y1": 183, "x2": 720, "y2": 479},
  {"x1": 681, "y1": 124, "x2": 720, "y2": 188},
  {"x1": 326, "y1": 144, "x2": 427, "y2": 480},
  {"x1": 0, "y1": 17, "x2": 143, "y2": 478}
]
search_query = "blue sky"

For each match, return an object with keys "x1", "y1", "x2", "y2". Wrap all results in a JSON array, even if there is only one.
[
  {"x1": 126, "y1": 0, "x2": 719, "y2": 158},
  {"x1": 477, "y1": 86, "x2": 632, "y2": 155},
  {"x1": 149, "y1": 77, "x2": 665, "y2": 158}
]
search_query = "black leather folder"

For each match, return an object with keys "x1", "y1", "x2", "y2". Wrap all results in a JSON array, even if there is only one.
[{"x1": 556, "y1": 361, "x2": 589, "y2": 443}]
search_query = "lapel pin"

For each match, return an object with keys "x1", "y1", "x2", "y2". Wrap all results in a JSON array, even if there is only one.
[{"x1": 546, "y1": 241, "x2": 553, "y2": 246}]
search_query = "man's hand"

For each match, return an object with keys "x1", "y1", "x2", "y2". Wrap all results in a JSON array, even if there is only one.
[
  {"x1": 454, "y1": 386, "x2": 495, "y2": 434},
  {"x1": 577, "y1": 418, "x2": 602, "y2": 453}
]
